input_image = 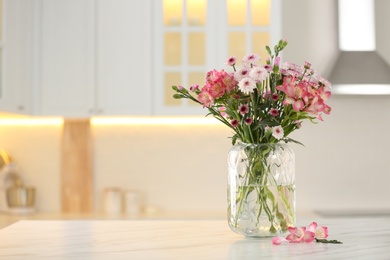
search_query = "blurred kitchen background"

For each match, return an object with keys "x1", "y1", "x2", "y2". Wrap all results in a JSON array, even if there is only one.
[{"x1": 1, "y1": 0, "x2": 390, "y2": 224}]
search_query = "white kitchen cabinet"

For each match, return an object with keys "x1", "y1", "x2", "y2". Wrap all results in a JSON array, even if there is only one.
[
  {"x1": 96, "y1": 0, "x2": 152, "y2": 116},
  {"x1": 0, "y1": 0, "x2": 34, "y2": 115},
  {"x1": 35, "y1": 0, "x2": 95, "y2": 117},
  {"x1": 35, "y1": 0, "x2": 152, "y2": 117},
  {"x1": 153, "y1": 0, "x2": 281, "y2": 115}
]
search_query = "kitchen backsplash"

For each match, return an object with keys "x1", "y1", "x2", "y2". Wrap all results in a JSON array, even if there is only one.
[{"x1": 1, "y1": 95, "x2": 390, "y2": 216}]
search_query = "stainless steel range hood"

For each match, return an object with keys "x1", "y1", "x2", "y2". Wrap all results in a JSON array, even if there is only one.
[
  {"x1": 329, "y1": 0, "x2": 390, "y2": 95},
  {"x1": 329, "y1": 51, "x2": 390, "y2": 95}
]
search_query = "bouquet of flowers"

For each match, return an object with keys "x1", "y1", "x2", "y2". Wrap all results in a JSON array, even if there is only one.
[
  {"x1": 172, "y1": 39, "x2": 331, "y2": 145},
  {"x1": 172, "y1": 40, "x2": 332, "y2": 236}
]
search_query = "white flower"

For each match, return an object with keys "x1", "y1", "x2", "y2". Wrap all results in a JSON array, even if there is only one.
[
  {"x1": 242, "y1": 53, "x2": 260, "y2": 65},
  {"x1": 272, "y1": 125, "x2": 284, "y2": 140},
  {"x1": 238, "y1": 77, "x2": 256, "y2": 94},
  {"x1": 249, "y1": 66, "x2": 268, "y2": 82},
  {"x1": 234, "y1": 67, "x2": 250, "y2": 82}
]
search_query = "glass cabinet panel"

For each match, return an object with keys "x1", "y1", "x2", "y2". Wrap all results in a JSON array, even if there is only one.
[
  {"x1": 155, "y1": 0, "x2": 280, "y2": 115},
  {"x1": 163, "y1": 0, "x2": 183, "y2": 26},
  {"x1": 227, "y1": 0, "x2": 247, "y2": 26},
  {"x1": 228, "y1": 32, "x2": 246, "y2": 58},
  {"x1": 251, "y1": 0, "x2": 270, "y2": 26},
  {"x1": 187, "y1": 0, "x2": 206, "y2": 26},
  {"x1": 164, "y1": 72, "x2": 182, "y2": 106},
  {"x1": 227, "y1": 0, "x2": 273, "y2": 63},
  {"x1": 164, "y1": 33, "x2": 182, "y2": 65},
  {"x1": 158, "y1": 0, "x2": 209, "y2": 113},
  {"x1": 252, "y1": 32, "x2": 270, "y2": 62},
  {"x1": 188, "y1": 32, "x2": 205, "y2": 65}
]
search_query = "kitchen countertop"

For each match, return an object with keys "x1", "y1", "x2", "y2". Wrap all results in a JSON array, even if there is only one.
[{"x1": 0, "y1": 217, "x2": 389, "y2": 259}]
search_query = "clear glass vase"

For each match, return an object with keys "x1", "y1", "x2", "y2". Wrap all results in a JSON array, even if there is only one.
[{"x1": 227, "y1": 142, "x2": 295, "y2": 237}]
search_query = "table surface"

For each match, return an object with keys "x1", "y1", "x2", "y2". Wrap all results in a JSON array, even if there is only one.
[{"x1": 0, "y1": 218, "x2": 389, "y2": 259}]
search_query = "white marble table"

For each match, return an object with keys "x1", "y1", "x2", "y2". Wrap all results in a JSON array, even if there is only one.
[{"x1": 0, "y1": 218, "x2": 389, "y2": 259}]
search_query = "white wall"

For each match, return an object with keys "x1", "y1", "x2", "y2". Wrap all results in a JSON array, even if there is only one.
[
  {"x1": 0, "y1": 124, "x2": 62, "y2": 212},
  {"x1": 281, "y1": 0, "x2": 339, "y2": 77},
  {"x1": 1, "y1": 0, "x2": 390, "y2": 217}
]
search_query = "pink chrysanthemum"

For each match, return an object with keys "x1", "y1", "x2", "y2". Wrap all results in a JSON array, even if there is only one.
[
  {"x1": 234, "y1": 68, "x2": 250, "y2": 82},
  {"x1": 238, "y1": 78, "x2": 256, "y2": 94},
  {"x1": 230, "y1": 119, "x2": 239, "y2": 128},
  {"x1": 272, "y1": 125, "x2": 284, "y2": 140},
  {"x1": 244, "y1": 117, "x2": 253, "y2": 125},
  {"x1": 225, "y1": 56, "x2": 237, "y2": 66},
  {"x1": 271, "y1": 93, "x2": 279, "y2": 101},
  {"x1": 242, "y1": 53, "x2": 260, "y2": 64},
  {"x1": 269, "y1": 108, "x2": 279, "y2": 117},
  {"x1": 249, "y1": 66, "x2": 268, "y2": 82},
  {"x1": 238, "y1": 104, "x2": 249, "y2": 115}
]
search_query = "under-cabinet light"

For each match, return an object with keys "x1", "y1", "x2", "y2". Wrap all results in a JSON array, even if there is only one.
[
  {"x1": 0, "y1": 118, "x2": 64, "y2": 126},
  {"x1": 90, "y1": 117, "x2": 220, "y2": 125}
]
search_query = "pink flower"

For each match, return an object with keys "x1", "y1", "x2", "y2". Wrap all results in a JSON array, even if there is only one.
[
  {"x1": 230, "y1": 119, "x2": 239, "y2": 128},
  {"x1": 197, "y1": 89, "x2": 214, "y2": 107},
  {"x1": 242, "y1": 53, "x2": 260, "y2": 64},
  {"x1": 221, "y1": 71, "x2": 238, "y2": 92},
  {"x1": 272, "y1": 236, "x2": 288, "y2": 245},
  {"x1": 218, "y1": 106, "x2": 228, "y2": 118},
  {"x1": 269, "y1": 108, "x2": 279, "y2": 117},
  {"x1": 264, "y1": 64, "x2": 273, "y2": 72},
  {"x1": 244, "y1": 117, "x2": 253, "y2": 125},
  {"x1": 189, "y1": 84, "x2": 199, "y2": 92},
  {"x1": 271, "y1": 93, "x2": 279, "y2": 101},
  {"x1": 272, "y1": 222, "x2": 330, "y2": 245},
  {"x1": 238, "y1": 78, "x2": 256, "y2": 94},
  {"x1": 274, "y1": 56, "x2": 280, "y2": 67},
  {"x1": 178, "y1": 85, "x2": 183, "y2": 90},
  {"x1": 272, "y1": 125, "x2": 284, "y2": 140},
  {"x1": 307, "y1": 222, "x2": 328, "y2": 239},
  {"x1": 249, "y1": 66, "x2": 268, "y2": 82},
  {"x1": 294, "y1": 120, "x2": 302, "y2": 128},
  {"x1": 225, "y1": 56, "x2": 237, "y2": 66},
  {"x1": 234, "y1": 68, "x2": 250, "y2": 82},
  {"x1": 206, "y1": 69, "x2": 221, "y2": 83},
  {"x1": 239, "y1": 104, "x2": 249, "y2": 115},
  {"x1": 208, "y1": 82, "x2": 226, "y2": 98}
]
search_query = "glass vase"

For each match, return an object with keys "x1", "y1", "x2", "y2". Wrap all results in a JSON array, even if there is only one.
[{"x1": 227, "y1": 142, "x2": 295, "y2": 237}]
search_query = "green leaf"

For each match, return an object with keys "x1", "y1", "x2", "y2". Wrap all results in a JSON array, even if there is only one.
[
  {"x1": 283, "y1": 137, "x2": 305, "y2": 146},
  {"x1": 171, "y1": 85, "x2": 178, "y2": 91},
  {"x1": 265, "y1": 187, "x2": 276, "y2": 208},
  {"x1": 173, "y1": 94, "x2": 183, "y2": 99},
  {"x1": 265, "y1": 46, "x2": 272, "y2": 56},
  {"x1": 315, "y1": 238, "x2": 343, "y2": 244}
]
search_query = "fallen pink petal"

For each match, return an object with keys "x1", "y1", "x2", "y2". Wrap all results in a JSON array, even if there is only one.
[
  {"x1": 272, "y1": 222, "x2": 336, "y2": 245},
  {"x1": 272, "y1": 236, "x2": 288, "y2": 245}
]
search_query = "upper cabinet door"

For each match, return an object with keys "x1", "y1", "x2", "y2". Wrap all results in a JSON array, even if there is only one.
[
  {"x1": 97, "y1": 0, "x2": 152, "y2": 116},
  {"x1": 37, "y1": 0, "x2": 95, "y2": 117},
  {"x1": 0, "y1": 0, "x2": 33, "y2": 114},
  {"x1": 153, "y1": 0, "x2": 281, "y2": 116}
]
